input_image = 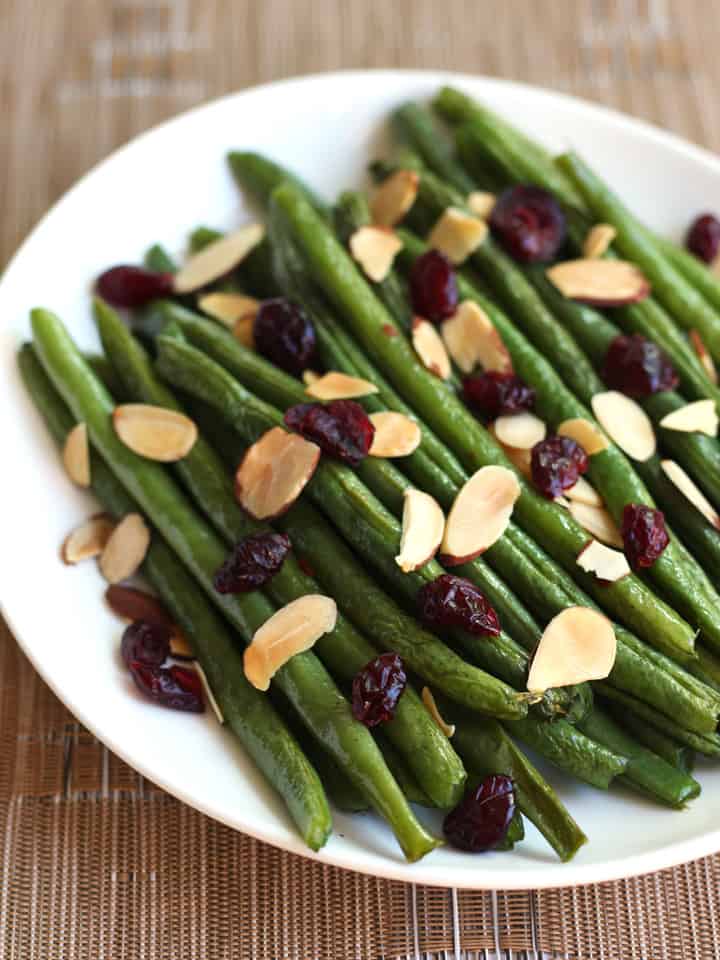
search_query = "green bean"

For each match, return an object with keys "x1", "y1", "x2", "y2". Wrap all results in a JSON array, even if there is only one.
[
  {"x1": 655, "y1": 232, "x2": 720, "y2": 319},
  {"x1": 228, "y1": 151, "x2": 328, "y2": 217},
  {"x1": 392, "y1": 101, "x2": 477, "y2": 194},
  {"x1": 144, "y1": 243, "x2": 177, "y2": 274},
  {"x1": 616, "y1": 709, "x2": 695, "y2": 773}
]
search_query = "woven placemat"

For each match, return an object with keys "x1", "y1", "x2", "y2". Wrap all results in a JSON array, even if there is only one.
[{"x1": 5, "y1": 1, "x2": 720, "y2": 957}]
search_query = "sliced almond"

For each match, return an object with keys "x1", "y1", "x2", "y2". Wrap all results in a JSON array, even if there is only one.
[
  {"x1": 197, "y1": 292, "x2": 260, "y2": 327},
  {"x1": 568, "y1": 500, "x2": 624, "y2": 548},
  {"x1": 546, "y1": 259, "x2": 650, "y2": 306},
  {"x1": 62, "y1": 422, "x2": 91, "y2": 487},
  {"x1": 689, "y1": 329, "x2": 718, "y2": 384},
  {"x1": 466, "y1": 191, "x2": 496, "y2": 220},
  {"x1": 169, "y1": 633, "x2": 195, "y2": 661},
  {"x1": 591, "y1": 391, "x2": 656, "y2": 461},
  {"x1": 369, "y1": 411, "x2": 422, "y2": 458},
  {"x1": 243, "y1": 595, "x2": 337, "y2": 691},
  {"x1": 582, "y1": 223, "x2": 617, "y2": 259},
  {"x1": 395, "y1": 489, "x2": 445, "y2": 572},
  {"x1": 61, "y1": 514, "x2": 115, "y2": 565},
  {"x1": 557, "y1": 417, "x2": 609, "y2": 456},
  {"x1": 661, "y1": 459, "x2": 720, "y2": 528},
  {"x1": 105, "y1": 584, "x2": 174, "y2": 629},
  {"x1": 489, "y1": 424, "x2": 532, "y2": 478},
  {"x1": 233, "y1": 314, "x2": 255, "y2": 349},
  {"x1": 440, "y1": 465, "x2": 521, "y2": 565},
  {"x1": 99, "y1": 513, "x2": 151, "y2": 584},
  {"x1": 113, "y1": 404, "x2": 198, "y2": 462},
  {"x1": 565, "y1": 476, "x2": 603, "y2": 507},
  {"x1": 493, "y1": 412, "x2": 546, "y2": 450},
  {"x1": 370, "y1": 169, "x2": 419, "y2": 227},
  {"x1": 349, "y1": 226, "x2": 402, "y2": 282},
  {"x1": 527, "y1": 607, "x2": 617, "y2": 692},
  {"x1": 554, "y1": 495, "x2": 571, "y2": 509},
  {"x1": 427, "y1": 207, "x2": 487, "y2": 265},
  {"x1": 577, "y1": 540, "x2": 630, "y2": 583},
  {"x1": 302, "y1": 370, "x2": 321, "y2": 386},
  {"x1": 412, "y1": 317, "x2": 451, "y2": 379},
  {"x1": 421, "y1": 687, "x2": 455, "y2": 738},
  {"x1": 194, "y1": 661, "x2": 224, "y2": 724},
  {"x1": 234, "y1": 426, "x2": 320, "y2": 520},
  {"x1": 441, "y1": 300, "x2": 513, "y2": 375},
  {"x1": 659, "y1": 399, "x2": 718, "y2": 437},
  {"x1": 173, "y1": 223, "x2": 264, "y2": 293},
  {"x1": 305, "y1": 371, "x2": 378, "y2": 401}
]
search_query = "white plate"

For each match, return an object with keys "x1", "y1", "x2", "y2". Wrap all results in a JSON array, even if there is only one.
[{"x1": 2, "y1": 70, "x2": 720, "y2": 890}]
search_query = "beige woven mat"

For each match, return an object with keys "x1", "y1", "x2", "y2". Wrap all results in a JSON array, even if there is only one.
[{"x1": 4, "y1": 1, "x2": 720, "y2": 957}]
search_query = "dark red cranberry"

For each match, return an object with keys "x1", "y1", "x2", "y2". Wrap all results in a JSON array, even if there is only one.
[
  {"x1": 531, "y1": 435, "x2": 588, "y2": 499},
  {"x1": 213, "y1": 532, "x2": 291, "y2": 594},
  {"x1": 489, "y1": 185, "x2": 566, "y2": 263},
  {"x1": 463, "y1": 372, "x2": 535, "y2": 420},
  {"x1": 686, "y1": 214, "x2": 720, "y2": 263},
  {"x1": 602, "y1": 334, "x2": 678, "y2": 397},
  {"x1": 409, "y1": 250, "x2": 459, "y2": 322},
  {"x1": 622, "y1": 504, "x2": 669, "y2": 569},
  {"x1": 253, "y1": 298, "x2": 317, "y2": 376},
  {"x1": 351, "y1": 653, "x2": 407, "y2": 727},
  {"x1": 443, "y1": 774, "x2": 516, "y2": 852},
  {"x1": 96, "y1": 266, "x2": 173, "y2": 308},
  {"x1": 129, "y1": 662, "x2": 204, "y2": 712},
  {"x1": 417, "y1": 575, "x2": 501, "y2": 636},
  {"x1": 121, "y1": 620, "x2": 171, "y2": 668},
  {"x1": 284, "y1": 399, "x2": 375, "y2": 466}
]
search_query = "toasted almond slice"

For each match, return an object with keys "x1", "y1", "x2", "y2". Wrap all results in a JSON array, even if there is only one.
[
  {"x1": 62, "y1": 422, "x2": 91, "y2": 487},
  {"x1": 62, "y1": 514, "x2": 115, "y2": 565},
  {"x1": 565, "y1": 476, "x2": 603, "y2": 507},
  {"x1": 546, "y1": 259, "x2": 650, "y2": 306},
  {"x1": 689, "y1": 329, "x2": 718, "y2": 384},
  {"x1": 554, "y1": 495, "x2": 571, "y2": 509},
  {"x1": 527, "y1": 607, "x2": 617, "y2": 692},
  {"x1": 568, "y1": 500, "x2": 624, "y2": 548},
  {"x1": 659, "y1": 399, "x2": 719, "y2": 437},
  {"x1": 412, "y1": 317, "x2": 451, "y2": 379},
  {"x1": 233, "y1": 314, "x2": 255, "y2": 349},
  {"x1": 105, "y1": 584, "x2": 175, "y2": 629},
  {"x1": 489, "y1": 424, "x2": 532, "y2": 478},
  {"x1": 369, "y1": 411, "x2": 422, "y2": 458},
  {"x1": 169, "y1": 633, "x2": 195, "y2": 661},
  {"x1": 661, "y1": 459, "x2": 720, "y2": 528},
  {"x1": 244, "y1": 595, "x2": 337, "y2": 691},
  {"x1": 306, "y1": 371, "x2": 379, "y2": 400},
  {"x1": 235, "y1": 426, "x2": 320, "y2": 520},
  {"x1": 302, "y1": 370, "x2": 321, "y2": 386},
  {"x1": 591, "y1": 391, "x2": 656, "y2": 461},
  {"x1": 427, "y1": 207, "x2": 488, "y2": 265},
  {"x1": 349, "y1": 226, "x2": 402, "y2": 282},
  {"x1": 440, "y1": 465, "x2": 521, "y2": 565},
  {"x1": 173, "y1": 223, "x2": 264, "y2": 293},
  {"x1": 583, "y1": 223, "x2": 617, "y2": 259},
  {"x1": 395, "y1": 489, "x2": 445, "y2": 572},
  {"x1": 194, "y1": 661, "x2": 224, "y2": 723},
  {"x1": 557, "y1": 417, "x2": 609, "y2": 455},
  {"x1": 493, "y1": 412, "x2": 546, "y2": 450},
  {"x1": 370, "y1": 169, "x2": 419, "y2": 227},
  {"x1": 197, "y1": 292, "x2": 260, "y2": 327},
  {"x1": 99, "y1": 513, "x2": 150, "y2": 584},
  {"x1": 466, "y1": 191, "x2": 496, "y2": 220},
  {"x1": 421, "y1": 687, "x2": 455, "y2": 738},
  {"x1": 441, "y1": 300, "x2": 513, "y2": 375},
  {"x1": 113, "y1": 404, "x2": 198, "y2": 462},
  {"x1": 577, "y1": 540, "x2": 630, "y2": 583}
]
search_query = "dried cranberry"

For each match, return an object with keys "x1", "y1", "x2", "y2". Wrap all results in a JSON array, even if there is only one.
[
  {"x1": 121, "y1": 620, "x2": 171, "y2": 668},
  {"x1": 129, "y1": 662, "x2": 204, "y2": 712},
  {"x1": 531, "y1": 435, "x2": 588, "y2": 499},
  {"x1": 417, "y1": 575, "x2": 501, "y2": 636},
  {"x1": 463, "y1": 372, "x2": 535, "y2": 420},
  {"x1": 443, "y1": 774, "x2": 516, "y2": 852},
  {"x1": 284, "y1": 399, "x2": 375, "y2": 466},
  {"x1": 489, "y1": 186, "x2": 566, "y2": 263},
  {"x1": 351, "y1": 652, "x2": 407, "y2": 727},
  {"x1": 213, "y1": 532, "x2": 291, "y2": 594},
  {"x1": 602, "y1": 334, "x2": 678, "y2": 397},
  {"x1": 409, "y1": 250, "x2": 459, "y2": 322},
  {"x1": 253, "y1": 298, "x2": 317, "y2": 376},
  {"x1": 96, "y1": 266, "x2": 173, "y2": 308},
  {"x1": 686, "y1": 214, "x2": 720, "y2": 263},
  {"x1": 622, "y1": 504, "x2": 669, "y2": 569}
]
